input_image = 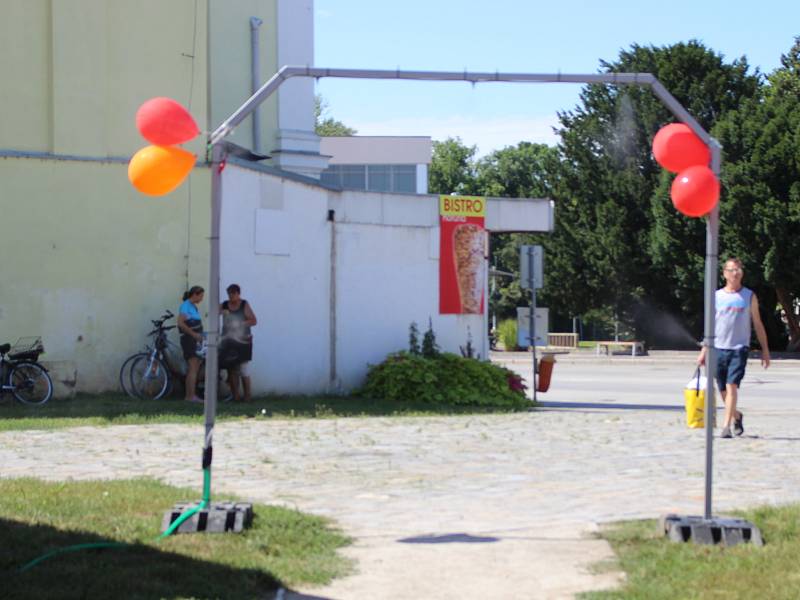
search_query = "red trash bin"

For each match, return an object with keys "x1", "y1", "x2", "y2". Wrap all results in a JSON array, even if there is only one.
[{"x1": 537, "y1": 354, "x2": 556, "y2": 392}]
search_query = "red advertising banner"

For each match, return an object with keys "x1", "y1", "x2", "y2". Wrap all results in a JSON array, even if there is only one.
[{"x1": 439, "y1": 195, "x2": 486, "y2": 314}]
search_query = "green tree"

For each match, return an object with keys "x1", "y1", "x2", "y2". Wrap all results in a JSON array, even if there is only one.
[
  {"x1": 473, "y1": 143, "x2": 560, "y2": 321},
  {"x1": 314, "y1": 95, "x2": 356, "y2": 136},
  {"x1": 428, "y1": 137, "x2": 477, "y2": 195},
  {"x1": 543, "y1": 41, "x2": 761, "y2": 344},
  {"x1": 712, "y1": 37, "x2": 800, "y2": 349},
  {"x1": 474, "y1": 142, "x2": 559, "y2": 198}
]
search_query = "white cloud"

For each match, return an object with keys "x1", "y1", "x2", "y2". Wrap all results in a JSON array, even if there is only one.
[{"x1": 347, "y1": 114, "x2": 560, "y2": 156}]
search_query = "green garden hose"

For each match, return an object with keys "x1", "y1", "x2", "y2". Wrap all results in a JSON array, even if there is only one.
[
  {"x1": 158, "y1": 467, "x2": 211, "y2": 539},
  {"x1": 18, "y1": 467, "x2": 213, "y2": 572}
]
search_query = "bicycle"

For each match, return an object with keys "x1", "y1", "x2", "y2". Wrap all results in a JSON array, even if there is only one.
[
  {"x1": 122, "y1": 311, "x2": 233, "y2": 402},
  {"x1": 0, "y1": 337, "x2": 54, "y2": 406},
  {"x1": 123, "y1": 311, "x2": 186, "y2": 400}
]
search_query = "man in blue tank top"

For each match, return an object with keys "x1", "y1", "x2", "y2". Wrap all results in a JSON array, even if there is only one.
[{"x1": 697, "y1": 257, "x2": 770, "y2": 438}]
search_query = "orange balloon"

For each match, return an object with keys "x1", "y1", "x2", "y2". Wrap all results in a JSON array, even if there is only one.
[
  {"x1": 652, "y1": 123, "x2": 710, "y2": 173},
  {"x1": 671, "y1": 165, "x2": 720, "y2": 217},
  {"x1": 128, "y1": 145, "x2": 196, "y2": 196}
]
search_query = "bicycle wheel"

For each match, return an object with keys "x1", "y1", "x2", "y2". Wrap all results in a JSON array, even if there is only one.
[
  {"x1": 119, "y1": 352, "x2": 148, "y2": 397},
  {"x1": 196, "y1": 361, "x2": 233, "y2": 403},
  {"x1": 130, "y1": 355, "x2": 170, "y2": 400},
  {"x1": 10, "y1": 362, "x2": 53, "y2": 406},
  {"x1": 165, "y1": 340, "x2": 187, "y2": 377}
]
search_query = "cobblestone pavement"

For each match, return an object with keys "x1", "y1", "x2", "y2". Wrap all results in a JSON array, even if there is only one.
[{"x1": 1, "y1": 354, "x2": 798, "y2": 599}]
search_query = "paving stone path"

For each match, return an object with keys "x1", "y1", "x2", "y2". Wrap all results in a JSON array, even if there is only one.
[{"x1": 2, "y1": 354, "x2": 798, "y2": 599}]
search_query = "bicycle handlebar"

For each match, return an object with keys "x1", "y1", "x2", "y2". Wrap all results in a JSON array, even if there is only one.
[
  {"x1": 150, "y1": 311, "x2": 175, "y2": 327},
  {"x1": 148, "y1": 325, "x2": 176, "y2": 336}
]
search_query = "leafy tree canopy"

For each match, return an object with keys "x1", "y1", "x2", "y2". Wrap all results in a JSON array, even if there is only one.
[
  {"x1": 426, "y1": 40, "x2": 799, "y2": 350},
  {"x1": 428, "y1": 137, "x2": 477, "y2": 195},
  {"x1": 315, "y1": 95, "x2": 356, "y2": 136}
]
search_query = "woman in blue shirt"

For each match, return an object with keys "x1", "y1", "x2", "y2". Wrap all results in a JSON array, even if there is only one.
[{"x1": 178, "y1": 285, "x2": 204, "y2": 403}]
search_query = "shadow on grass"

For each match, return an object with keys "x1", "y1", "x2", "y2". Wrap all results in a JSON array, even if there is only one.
[
  {"x1": 0, "y1": 392, "x2": 526, "y2": 427},
  {"x1": 0, "y1": 518, "x2": 278, "y2": 600}
]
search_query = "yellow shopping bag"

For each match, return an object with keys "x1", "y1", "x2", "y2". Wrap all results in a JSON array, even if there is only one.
[{"x1": 684, "y1": 368, "x2": 705, "y2": 429}]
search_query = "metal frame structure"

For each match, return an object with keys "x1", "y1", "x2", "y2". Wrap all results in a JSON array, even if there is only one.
[{"x1": 203, "y1": 65, "x2": 721, "y2": 521}]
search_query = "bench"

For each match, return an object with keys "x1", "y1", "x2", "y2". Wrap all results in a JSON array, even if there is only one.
[
  {"x1": 547, "y1": 333, "x2": 579, "y2": 348},
  {"x1": 595, "y1": 341, "x2": 646, "y2": 356}
]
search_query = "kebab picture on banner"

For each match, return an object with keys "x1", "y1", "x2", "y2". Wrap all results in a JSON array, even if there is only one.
[{"x1": 439, "y1": 195, "x2": 486, "y2": 315}]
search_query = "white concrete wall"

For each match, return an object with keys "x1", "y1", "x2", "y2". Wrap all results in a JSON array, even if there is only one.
[
  {"x1": 320, "y1": 137, "x2": 432, "y2": 165},
  {"x1": 220, "y1": 165, "x2": 331, "y2": 394},
  {"x1": 221, "y1": 165, "x2": 553, "y2": 394},
  {"x1": 272, "y1": 0, "x2": 327, "y2": 177},
  {"x1": 416, "y1": 164, "x2": 429, "y2": 195},
  {"x1": 329, "y1": 190, "x2": 484, "y2": 390}
]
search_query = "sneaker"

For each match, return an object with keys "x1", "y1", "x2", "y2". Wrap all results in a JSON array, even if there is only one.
[
  {"x1": 188, "y1": 396, "x2": 204, "y2": 404},
  {"x1": 734, "y1": 413, "x2": 744, "y2": 436},
  {"x1": 720, "y1": 426, "x2": 732, "y2": 439}
]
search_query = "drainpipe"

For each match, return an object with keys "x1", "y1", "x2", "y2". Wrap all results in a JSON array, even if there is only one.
[
  {"x1": 328, "y1": 209, "x2": 337, "y2": 389},
  {"x1": 250, "y1": 17, "x2": 263, "y2": 154}
]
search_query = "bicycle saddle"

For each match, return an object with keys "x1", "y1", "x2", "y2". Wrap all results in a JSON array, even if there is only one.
[{"x1": 0, "y1": 343, "x2": 10, "y2": 355}]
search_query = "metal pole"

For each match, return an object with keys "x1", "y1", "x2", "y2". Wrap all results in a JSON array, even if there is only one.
[
  {"x1": 703, "y1": 142, "x2": 722, "y2": 519},
  {"x1": 202, "y1": 142, "x2": 223, "y2": 499},
  {"x1": 211, "y1": 67, "x2": 670, "y2": 146},
  {"x1": 528, "y1": 246, "x2": 537, "y2": 403},
  {"x1": 329, "y1": 210, "x2": 337, "y2": 388},
  {"x1": 207, "y1": 63, "x2": 720, "y2": 518},
  {"x1": 249, "y1": 17, "x2": 264, "y2": 155}
]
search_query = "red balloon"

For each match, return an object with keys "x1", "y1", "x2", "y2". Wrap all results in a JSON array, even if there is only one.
[
  {"x1": 671, "y1": 165, "x2": 720, "y2": 217},
  {"x1": 652, "y1": 123, "x2": 710, "y2": 173},
  {"x1": 136, "y1": 97, "x2": 199, "y2": 145}
]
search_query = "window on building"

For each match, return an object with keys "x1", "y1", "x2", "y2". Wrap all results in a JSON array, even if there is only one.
[
  {"x1": 392, "y1": 165, "x2": 416, "y2": 193},
  {"x1": 341, "y1": 165, "x2": 366, "y2": 190},
  {"x1": 320, "y1": 164, "x2": 418, "y2": 193},
  {"x1": 367, "y1": 165, "x2": 391, "y2": 192}
]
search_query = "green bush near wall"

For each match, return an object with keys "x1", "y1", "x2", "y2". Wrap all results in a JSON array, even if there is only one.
[
  {"x1": 497, "y1": 319, "x2": 518, "y2": 351},
  {"x1": 358, "y1": 351, "x2": 528, "y2": 408}
]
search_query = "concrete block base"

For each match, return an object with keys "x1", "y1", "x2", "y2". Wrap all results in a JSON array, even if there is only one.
[
  {"x1": 162, "y1": 501, "x2": 254, "y2": 534},
  {"x1": 659, "y1": 513, "x2": 763, "y2": 546}
]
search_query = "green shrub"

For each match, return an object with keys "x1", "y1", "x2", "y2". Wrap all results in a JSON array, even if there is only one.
[
  {"x1": 408, "y1": 321, "x2": 421, "y2": 355},
  {"x1": 498, "y1": 318, "x2": 518, "y2": 351},
  {"x1": 421, "y1": 318, "x2": 440, "y2": 358},
  {"x1": 358, "y1": 351, "x2": 528, "y2": 409}
]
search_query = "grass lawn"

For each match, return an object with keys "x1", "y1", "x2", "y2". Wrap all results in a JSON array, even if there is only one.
[
  {"x1": 0, "y1": 478, "x2": 352, "y2": 600},
  {"x1": 0, "y1": 392, "x2": 527, "y2": 432},
  {"x1": 582, "y1": 504, "x2": 800, "y2": 599}
]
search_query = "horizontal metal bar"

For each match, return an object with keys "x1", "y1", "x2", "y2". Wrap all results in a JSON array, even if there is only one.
[
  {"x1": 211, "y1": 65, "x2": 712, "y2": 158},
  {"x1": 210, "y1": 66, "x2": 659, "y2": 144}
]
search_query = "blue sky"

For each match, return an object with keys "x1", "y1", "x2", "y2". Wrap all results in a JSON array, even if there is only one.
[{"x1": 315, "y1": 1, "x2": 799, "y2": 155}]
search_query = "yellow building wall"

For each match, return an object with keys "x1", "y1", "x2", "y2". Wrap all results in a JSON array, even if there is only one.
[
  {"x1": 1, "y1": 0, "x2": 209, "y2": 157},
  {"x1": 208, "y1": 0, "x2": 279, "y2": 152},
  {"x1": 0, "y1": 0, "x2": 288, "y2": 393},
  {"x1": 0, "y1": 158, "x2": 211, "y2": 391}
]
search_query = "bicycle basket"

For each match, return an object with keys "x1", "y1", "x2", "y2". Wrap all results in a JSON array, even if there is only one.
[{"x1": 9, "y1": 336, "x2": 45, "y2": 360}]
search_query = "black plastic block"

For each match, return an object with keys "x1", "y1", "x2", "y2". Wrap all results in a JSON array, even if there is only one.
[
  {"x1": 162, "y1": 501, "x2": 254, "y2": 534},
  {"x1": 660, "y1": 514, "x2": 763, "y2": 547}
]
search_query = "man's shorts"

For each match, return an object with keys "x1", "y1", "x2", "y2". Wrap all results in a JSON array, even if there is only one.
[{"x1": 716, "y1": 347, "x2": 749, "y2": 391}]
